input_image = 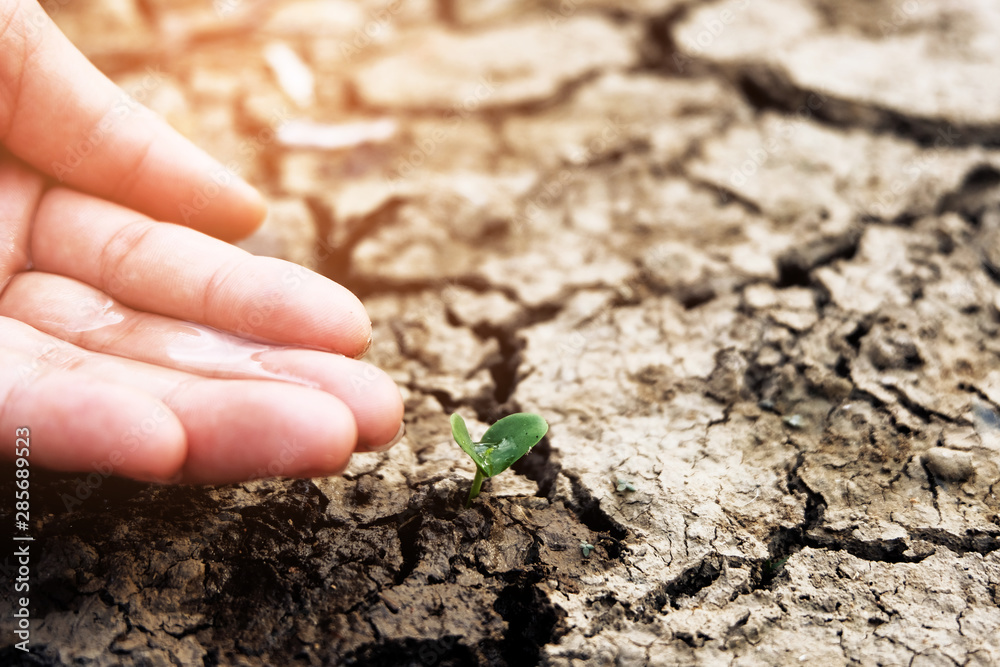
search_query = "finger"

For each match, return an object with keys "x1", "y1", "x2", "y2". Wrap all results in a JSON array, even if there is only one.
[
  {"x1": 242, "y1": 347, "x2": 405, "y2": 453},
  {"x1": 0, "y1": 271, "x2": 405, "y2": 451},
  {"x1": 30, "y1": 187, "x2": 372, "y2": 357},
  {"x1": 0, "y1": 316, "x2": 360, "y2": 484},
  {"x1": 0, "y1": 0, "x2": 266, "y2": 240},
  {"x1": 0, "y1": 155, "x2": 42, "y2": 286},
  {"x1": 162, "y1": 375, "x2": 359, "y2": 484},
  {"x1": 0, "y1": 320, "x2": 187, "y2": 481}
]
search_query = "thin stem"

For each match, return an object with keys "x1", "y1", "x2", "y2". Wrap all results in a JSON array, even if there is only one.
[{"x1": 465, "y1": 468, "x2": 485, "y2": 508}]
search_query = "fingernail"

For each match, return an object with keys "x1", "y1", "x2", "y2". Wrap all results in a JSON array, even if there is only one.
[
  {"x1": 357, "y1": 332, "x2": 373, "y2": 359},
  {"x1": 369, "y1": 422, "x2": 405, "y2": 452},
  {"x1": 142, "y1": 471, "x2": 184, "y2": 485}
]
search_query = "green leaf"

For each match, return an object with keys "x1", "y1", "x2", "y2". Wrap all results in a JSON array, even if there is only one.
[
  {"x1": 450, "y1": 413, "x2": 486, "y2": 475},
  {"x1": 476, "y1": 413, "x2": 548, "y2": 477},
  {"x1": 452, "y1": 412, "x2": 549, "y2": 506}
]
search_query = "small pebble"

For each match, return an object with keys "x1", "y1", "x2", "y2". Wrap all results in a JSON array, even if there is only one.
[
  {"x1": 923, "y1": 447, "x2": 974, "y2": 482},
  {"x1": 783, "y1": 414, "x2": 805, "y2": 429}
]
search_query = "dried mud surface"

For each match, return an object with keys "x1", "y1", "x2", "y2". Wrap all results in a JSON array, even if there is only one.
[{"x1": 2, "y1": 0, "x2": 1000, "y2": 665}]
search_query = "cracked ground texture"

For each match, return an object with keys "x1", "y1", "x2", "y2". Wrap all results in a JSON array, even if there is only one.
[{"x1": 2, "y1": 0, "x2": 1000, "y2": 665}]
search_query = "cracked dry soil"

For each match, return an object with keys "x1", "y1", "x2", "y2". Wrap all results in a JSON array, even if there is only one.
[{"x1": 3, "y1": 0, "x2": 1000, "y2": 665}]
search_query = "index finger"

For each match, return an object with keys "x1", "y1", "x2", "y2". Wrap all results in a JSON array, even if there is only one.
[
  {"x1": 0, "y1": 0, "x2": 266, "y2": 240},
  {"x1": 31, "y1": 186, "x2": 372, "y2": 357}
]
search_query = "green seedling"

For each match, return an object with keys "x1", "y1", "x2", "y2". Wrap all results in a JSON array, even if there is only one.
[
  {"x1": 450, "y1": 412, "x2": 548, "y2": 508},
  {"x1": 580, "y1": 542, "x2": 595, "y2": 558},
  {"x1": 764, "y1": 555, "x2": 791, "y2": 576},
  {"x1": 616, "y1": 478, "x2": 637, "y2": 493}
]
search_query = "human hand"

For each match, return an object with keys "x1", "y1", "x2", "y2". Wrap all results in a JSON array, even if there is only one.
[{"x1": 0, "y1": 1, "x2": 404, "y2": 483}]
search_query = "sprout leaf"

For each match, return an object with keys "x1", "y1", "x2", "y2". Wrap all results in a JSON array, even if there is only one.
[
  {"x1": 476, "y1": 413, "x2": 548, "y2": 477},
  {"x1": 449, "y1": 413, "x2": 485, "y2": 475},
  {"x1": 450, "y1": 412, "x2": 549, "y2": 506}
]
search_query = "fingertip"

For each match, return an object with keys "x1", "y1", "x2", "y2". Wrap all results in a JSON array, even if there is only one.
[
  {"x1": 360, "y1": 421, "x2": 406, "y2": 454},
  {"x1": 242, "y1": 258, "x2": 373, "y2": 356},
  {"x1": 210, "y1": 178, "x2": 270, "y2": 242},
  {"x1": 180, "y1": 174, "x2": 269, "y2": 242},
  {"x1": 256, "y1": 352, "x2": 403, "y2": 453},
  {"x1": 294, "y1": 395, "x2": 359, "y2": 477},
  {"x1": 358, "y1": 332, "x2": 374, "y2": 358},
  {"x1": 351, "y1": 368, "x2": 405, "y2": 452},
  {"x1": 175, "y1": 381, "x2": 358, "y2": 483},
  {"x1": 316, "y1": 281, "x2": 372, "y2": 358},
  {"x1": 116, "y1": 404, "x2": 189, "y2": 483},
  {"x1": 346, "y1": 315, "x2": 374, "y2": 360}
]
